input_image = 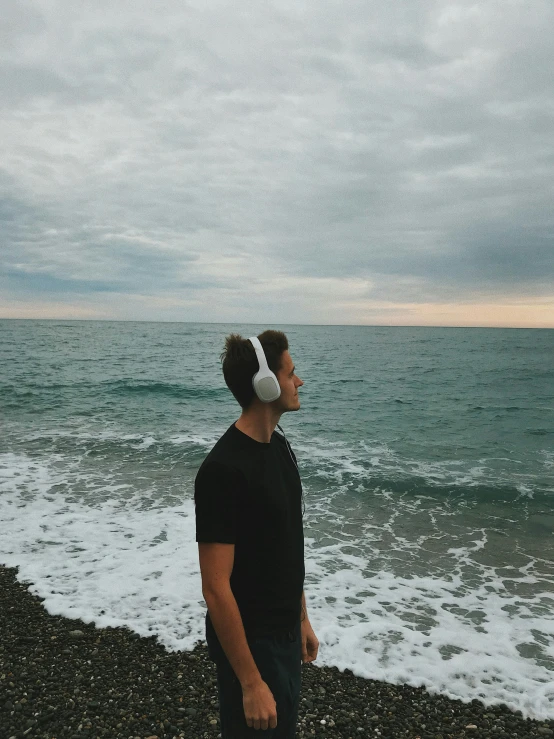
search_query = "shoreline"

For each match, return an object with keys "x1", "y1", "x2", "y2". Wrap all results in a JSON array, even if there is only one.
[{"x1": 1, "y1": 564, "x2": 552, "y2": 739}]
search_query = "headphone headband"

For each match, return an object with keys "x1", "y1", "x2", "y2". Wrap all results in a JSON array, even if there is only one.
[{"x1": 249, "y1": 336, "x2": 269, "y2": 372}]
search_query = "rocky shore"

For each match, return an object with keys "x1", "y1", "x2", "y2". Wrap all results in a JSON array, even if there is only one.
[{"x1": 1, "y1": 564, "x2": 553, "y2": 739}]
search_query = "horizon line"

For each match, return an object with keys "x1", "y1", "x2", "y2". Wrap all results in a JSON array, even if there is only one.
[{"x1": 0, "y1": 317, "x2": 552, "y2": 330}]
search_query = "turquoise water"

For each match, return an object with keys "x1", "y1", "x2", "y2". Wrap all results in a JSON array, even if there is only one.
[{"x1": 1, "y1": 320, "x2": 553, "y2": 718}]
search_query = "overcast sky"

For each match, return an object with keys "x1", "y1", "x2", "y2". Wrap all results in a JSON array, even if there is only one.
[{"x1": 1, "y1": 0, "x2": 553, "y2": 327}]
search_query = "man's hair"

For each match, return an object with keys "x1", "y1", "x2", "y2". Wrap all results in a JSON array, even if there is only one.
[{"x1": 220, "y1": 330, "x2": 289, "y2": 409}]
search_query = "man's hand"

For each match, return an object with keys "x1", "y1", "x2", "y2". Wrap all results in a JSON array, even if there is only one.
[
  {"x1": 301, "y1": 619, "x2": 319, "y2": 663},
  {"x1": 242, "y1": 679, "x2": 277, "y2": 731}
]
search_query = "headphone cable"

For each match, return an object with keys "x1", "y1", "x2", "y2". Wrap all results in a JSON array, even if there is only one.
[{"x1": 276, "y1": 423, "x2": 306, "y2": 518}]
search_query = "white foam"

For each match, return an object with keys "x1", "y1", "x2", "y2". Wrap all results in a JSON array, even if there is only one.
[
  {"x1": 305, "y1": 542, "x2": 554, "y2": 715},
  {"x1": 540, "y1": 450, "x2": 554, "y2": 479},
  {"x1": 0, "y1": 453, "x2": 204, "y2": 648},
  {"x1": 293, "y1": 432, "x2": 549, "y2": 499},
  {"x1": 1, "y1": 451, "x2": 554, "y2": 720},
  {"x1": 168, "y1": 431, "x2": 223, "y2": 449},
  {"x1": 21, "y1": 427, "x2": 220, "y2": 451},
  {"x1": 133, "y1": 435, "x2": 157, "y2": 449}
]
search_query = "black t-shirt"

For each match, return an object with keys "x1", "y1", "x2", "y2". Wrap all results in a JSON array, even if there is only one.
[{"x1": 194, "y1": 422, "x2": 305, "y2": 637}]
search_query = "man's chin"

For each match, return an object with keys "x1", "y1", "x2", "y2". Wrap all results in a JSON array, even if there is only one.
[{"x1": 280, "y1": 403, "x2": 300, "y2": 413}]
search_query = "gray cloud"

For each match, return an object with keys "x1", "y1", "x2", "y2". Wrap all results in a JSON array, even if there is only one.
[{"x1": 0, "y1": 0, "x2": 553, "y2": 324}]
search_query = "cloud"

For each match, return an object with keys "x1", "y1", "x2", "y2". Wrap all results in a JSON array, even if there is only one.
[{"x1": 0, "y1": 0, "x2": 553, "y2": 326}]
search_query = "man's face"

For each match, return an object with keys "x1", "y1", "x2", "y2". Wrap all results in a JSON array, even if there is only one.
[{"x1": 275, "y1": 350, "x2": 303, "y2": 412}]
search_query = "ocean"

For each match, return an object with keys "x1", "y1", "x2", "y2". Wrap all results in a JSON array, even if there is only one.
[{"x1": 1, "y1": 319, "x2": 553, "y2": 719}]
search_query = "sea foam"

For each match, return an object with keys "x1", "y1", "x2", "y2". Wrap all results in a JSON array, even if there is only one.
[{"x1": 1, "y1": 450, "x2": 554, "y2": 720}]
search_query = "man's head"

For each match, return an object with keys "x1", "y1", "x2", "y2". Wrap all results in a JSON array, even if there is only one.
[{"x1": 220, "y1": 330, "x2": 303, "y2": 412}]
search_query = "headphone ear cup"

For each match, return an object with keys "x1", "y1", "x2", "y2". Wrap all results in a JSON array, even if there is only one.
[
  {"x1": 252, "y1": 370, "x2": 281, "y2": 403},
  {"x1": 249, "y1": 335, "x2": 281, "y2": 403}
]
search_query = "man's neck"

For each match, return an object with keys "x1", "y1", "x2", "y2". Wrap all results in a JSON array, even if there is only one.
[{"x1": 235, "y1": 405, "x2": 282, "y2": 444}]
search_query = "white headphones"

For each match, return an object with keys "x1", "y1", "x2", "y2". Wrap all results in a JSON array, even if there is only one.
[{"x1": 248, "y1": 336, "x2": 281, "y2": 403}]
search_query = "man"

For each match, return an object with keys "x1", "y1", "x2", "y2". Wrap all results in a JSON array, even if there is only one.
[{"x1": 194, "y1": 330, "x2": 319, "y2": 737}]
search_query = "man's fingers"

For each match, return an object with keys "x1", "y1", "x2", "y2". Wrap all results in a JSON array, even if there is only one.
[{"x1": 249, "y1": 715, "x2": 277, "y2": 730}]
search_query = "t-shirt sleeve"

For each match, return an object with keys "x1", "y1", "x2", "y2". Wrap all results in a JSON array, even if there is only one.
[{"x1": 194, "y1": 460, "x2": 243, "y2": 544}]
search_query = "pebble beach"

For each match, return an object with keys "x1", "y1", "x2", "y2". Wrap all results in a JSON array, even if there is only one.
[{"x1": 2, "y1": 565, "x2": 554, "y2": 739}]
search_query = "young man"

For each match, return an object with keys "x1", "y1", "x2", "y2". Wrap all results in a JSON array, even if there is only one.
[{"x1": 195, "y1": 330, "x2": 319, "y2": 737}]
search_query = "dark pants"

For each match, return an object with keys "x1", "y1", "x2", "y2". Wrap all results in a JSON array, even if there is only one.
[{"x1": 206, "y1": 617, "x2": 302, "y2": 738}]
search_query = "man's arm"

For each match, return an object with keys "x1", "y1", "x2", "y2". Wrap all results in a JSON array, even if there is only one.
[
  {"x1": 198, "y1": 542, "x2": 278, "y2": 730},
  {"x1": 199, "y1": 542, "x2": 261, "y2": 687},
  {"x1": 301, "y1": 590, "x2": 308, "y2": 622},
  {"x1": 300, "y1": 590, "x2": 319, "y2": 663}
]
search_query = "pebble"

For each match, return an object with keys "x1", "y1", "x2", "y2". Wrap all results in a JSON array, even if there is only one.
[{"x1": 2, "y1": 563, "x2": 554, "y2": 739}]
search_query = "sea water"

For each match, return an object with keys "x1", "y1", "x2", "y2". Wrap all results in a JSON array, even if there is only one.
[{"x1": 1, "y1": 320, "x2": 553, "y2": 719}]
